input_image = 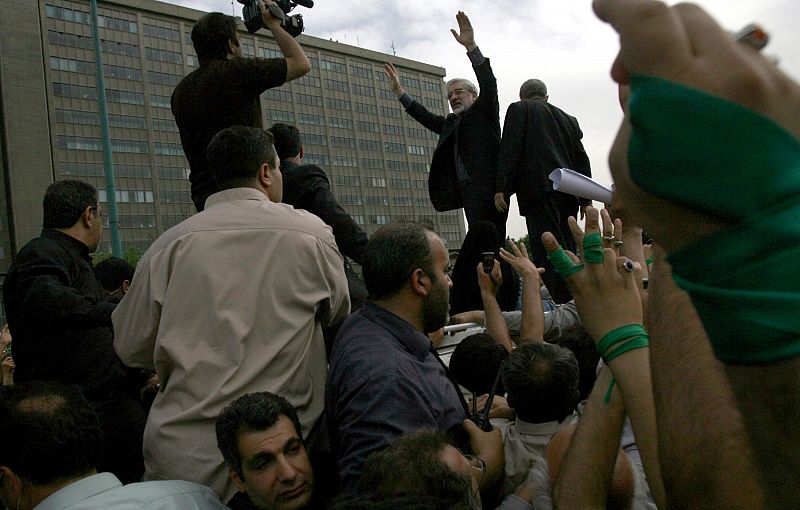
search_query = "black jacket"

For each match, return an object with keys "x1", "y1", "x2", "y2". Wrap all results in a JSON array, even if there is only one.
[
  {"x1": 3, "y1": 229, "x2": 126, "y2": 400},
  {"x1": 498, "y1": 99, "x2": 591, "y2": 216},
  {"x1": 403, "y1": 58, "x2": 502, "y2": 212},
  {"x1": 280, "y1": 160, "x2": 368, "y2": 264}
]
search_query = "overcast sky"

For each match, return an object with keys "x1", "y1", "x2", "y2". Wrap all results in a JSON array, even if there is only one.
[{"x1": 162, "y1": 0, "x2": 799, "y2": 239}]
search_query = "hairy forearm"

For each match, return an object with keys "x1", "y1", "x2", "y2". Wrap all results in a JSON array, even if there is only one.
[
  {"x1": 554, "y1": 370, "x2": 625, "y2": 509},
  {"x1": 267, "y1": 21, "x2": 310, "y2": 80},
  {"x1": 481, "y1": 290, "x2": 513, "y2": 352},
  {"x1": 518, "y1": 275, "x2": 544, "y2": 342},
  {"x1": 606, "y1": 348, "x2": 666, "y2": 509},
  {"x1": 648, "y1": 253, "x2": 764, "y2": 509}
]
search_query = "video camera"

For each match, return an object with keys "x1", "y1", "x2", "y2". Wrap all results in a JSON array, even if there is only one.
[{"x1": 237, "y1": 0, "x2": 313, "y2": 37}]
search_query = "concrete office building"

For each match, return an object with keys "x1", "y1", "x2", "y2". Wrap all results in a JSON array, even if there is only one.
[{"x1": 0, "y1": 0, "x2": 467, "y2": 295}]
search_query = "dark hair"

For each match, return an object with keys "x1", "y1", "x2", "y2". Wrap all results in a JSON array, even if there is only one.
[
  {"x1": 449, "y1": 333, "x2": 508, "y2": 396},
  {"x1": 0, "y1": 382, "x2": 101, "y2": 485},
  {"x1": 93, "y1": 257, "x2": 135, "y2": 292},
  {"x1": 216, "y1": 391, "x2": 301, "y2": 478},
  {"x1": 267, "y1": 123, "x2": 302, "y2": 161},
  {"x1": 359, "y1": 430, "x2": 479, "y2": 510},
  {"x1": 362, "y1": 222, "x2": 435, "y2": 300},
  {"x1": 42, "y1": 180, "x2": 98, "y2": 229},
  {"x1": 192, "y1": 12, "x2": 238, "y2": 62},
  {"x1": 207, "y1": 126, "x2": 278, "y2": 189},
  {"x1": 502, "y1": 343, "x2": 580, "y2": 423},
  {"x1": 519, "y1": 79, "x2": 547, "y2": 100},
  {"x1": 552, "y1": 327, "x2": 600, "y2": 402}
]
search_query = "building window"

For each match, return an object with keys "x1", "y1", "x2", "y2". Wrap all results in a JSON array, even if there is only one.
[
  {"x1": 298, "y1": 113, "x2": 324, "y2": 126},
  {"x1": 371, "y1": 215, "x2": 391, "y2": 225},
  {"x1": 147, "y1": 71, "x2": 181, "y2": 86},
  {"x1": 266, "y1": 109, "x2": 295, "y2": 122},
  {"x1": 360, "y1": 158, "x2": 384, "y2": 169},
  {"x1": 356, "y1": 121, "x2": 379, "y2": 132},
  {"x1": 408, "y1": 145, "x2": 428, "y2": 156},
  {"x1": 383, "y1": 124, "x2": 402, "y2": 136},
  {"x1": 326, "y1": 98, "x2": 351, "y2": 110},
  {"x1": 150, "y1": 95, "x2": 171, "y2": 108},
  {"x1": 335, "y1": 175, "x2": 360, "y2": 186},
  {"x1": 264, "y1": 89, "x2": 293, "y2": 102},
  {"x1": 333, "y1": 155, "x2": 357, "y2": 167},
  {"x1": 304, "y1": 154, "x2": 329, "y2": 165},
  {"x1": 358, "y1": 139, "x2": 382, "y2": 151},
  {"x1": 330, "y1": 136, "x2": 356, "y2": 148},
  {"x1": 295, "y1": 93, "x2": 322, "y2": 106},
  {"x1": 328, "y1": 117, "x2": 353, "y2": 129},
  {"x1": 146, "y1": 47, "x2": 183, "y2": 64},
  {"x1": 351, "y1": 83, "x2": 375, "y2": 96},
  {"x1": 153, "y1": 142, "x2": 184, "y2": 156},
  {"x1": 323, "y1": 78, "x2": 348, "y2": 92},
  {"x1": 385, "y1": 142, "x2": 405, "y2": 153},
  {"x1": 320, "y1": 59, "x2": 346, "y2": 72},
  {"x1": 143, "y1": 24, "x2": 180, "y2": 40},
  {"x1": 370, "y1": 177, "x2": 387, "y2": 188},
  {"x1": 350, "y1": 65, "x2": 373, "y2": 79},
  {"x1": 301, "y1": 133, "x2": 326, "y2": 145},
  {"x1": 259, "y1": 47, "x2": 282, "y2": 58}
]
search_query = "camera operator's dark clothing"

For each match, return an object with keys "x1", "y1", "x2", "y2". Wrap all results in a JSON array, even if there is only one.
[
  {"x1": 3, "y1": 229, "x2": 145, "y2": 483},
  {"x1": 398, "y1": 48, "x2": 506, "y2": 246},
  {"x1": 171, "y1": 56, "x2": 288, "y2": 211},
  {"x1": 281, "y1": 159, "x2": 368, "y2": 264}
]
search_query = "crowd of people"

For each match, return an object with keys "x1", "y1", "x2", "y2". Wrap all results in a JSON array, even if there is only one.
[{"x1": 2, "y1": 0, "x2": 799, "y2": 508}]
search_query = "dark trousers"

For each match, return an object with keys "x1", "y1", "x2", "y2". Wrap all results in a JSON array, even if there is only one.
[
  {"x1": 462, "y1": 185, "x2": 508, "y2": 250},
  {"x1": 525, "y1": 192, "x2": 578, "y2": 304},
  {"x1": 92, "y1": 391, "x2": 147, "y2": 484}
]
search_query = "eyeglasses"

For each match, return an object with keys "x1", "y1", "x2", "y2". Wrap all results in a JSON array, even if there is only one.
[
  {"x1": 447, "y1": 88, "x2": 471, "y2": 100},
  {"x1": 463, "y1": 454, "x2": 486, "y2": 484}
]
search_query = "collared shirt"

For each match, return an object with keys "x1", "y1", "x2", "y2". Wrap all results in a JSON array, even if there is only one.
[
  {"x1": 326, "y1": 301, "x2": 467, "y2": 491},
  {"x1": 499, "y1": 418, "x2": 572, "y2": 489},
  {"x1": 113, "y1": 188, "x2": 350, "y2": 501},
  {"x1": 34, "y1": 472, "x2": 226, "y2": 509},
  {"x1": 3, "y1": 229, "x2": 124, "y2": 399}
]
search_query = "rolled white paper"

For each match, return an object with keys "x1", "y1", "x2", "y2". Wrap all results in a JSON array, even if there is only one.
[{"x1": 549, "y1": 168, "x2": 613, "y2": 204}]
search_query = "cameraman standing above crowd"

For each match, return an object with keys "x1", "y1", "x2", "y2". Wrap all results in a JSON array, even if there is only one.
[{"x1": 172, "y1": 0, "x2": 311, "y2": 212}]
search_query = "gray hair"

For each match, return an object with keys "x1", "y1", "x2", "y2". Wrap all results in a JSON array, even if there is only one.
[
  {"x1": 520, "y1": 79, "x2": 548, "y2": 100},
  {"x1": 445, "y1": 78, "x2": 478, "y2": 96}
]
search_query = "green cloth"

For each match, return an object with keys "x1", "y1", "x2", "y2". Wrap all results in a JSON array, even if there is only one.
[
  {"x1": 583, "y1": 233, "x2": 604, "y2": 264},
  {"x1": 548, "y1": 246, "x2": 583, "y2": 277},
  {"x1": 628, "y1": 75, "x2": 800, "y2": 364}
]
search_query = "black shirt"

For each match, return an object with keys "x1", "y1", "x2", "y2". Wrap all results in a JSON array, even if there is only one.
[
  {"x1": 3, "y1": 229, "x2": 125, "y2": 400},
  {"x1": 171, "y1": 56, "x2": 288, "y2": 210}
]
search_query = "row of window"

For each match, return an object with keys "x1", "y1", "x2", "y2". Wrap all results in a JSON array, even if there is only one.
[
  {"x1": 46, "y1": 5, "x2": 138, "y2": 33},
  {"x1": 56, "y1": 136, "x2": 183, "y2": 156},
  {"x1": 98, "y1": 189, "x2": 154, "y2": 203},
  {"x1": 48, "y1": 31, "x2": 140, "y2": 58},
  {"x1": 60, "y1": 163, "x2": 152, "y2": 178},
  {"x1": 50, "y1": 57, "x2": 142, "y2": 81}
]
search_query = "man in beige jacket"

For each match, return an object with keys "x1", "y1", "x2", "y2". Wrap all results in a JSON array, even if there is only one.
[{"x1": 113, "y1": 126, "x2": 349, "y2": 503}]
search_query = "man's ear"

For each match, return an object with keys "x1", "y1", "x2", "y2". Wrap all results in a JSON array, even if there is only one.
[
  {"x1": 122, "y1": 280, "x2": 130, "y2": 294},
  {"x1": 0, "y1": 466, "x2": 21, "y2": 501},
  {"x1": 229, "y1": 467, "x2": 246, "y2": 493},
  {"x1": 258, "y1": 162, "x2": 273, "y2": 188},
  {"x1": 82, "y1": 205, "x2": 95, "y2": 228},
  {"x1": 298, "y1": 146, "x2": 304, "y2": 159},
  {"x1": 410, "y1": 268, "x2": 431, "y2": 297}
]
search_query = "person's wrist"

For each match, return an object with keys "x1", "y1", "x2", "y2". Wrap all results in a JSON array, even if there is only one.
[{"x1": 465, "y1": 42, "x2": 478, "y2": 52}]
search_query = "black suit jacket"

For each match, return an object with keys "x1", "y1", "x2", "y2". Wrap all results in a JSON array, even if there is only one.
[
  {"x1": 498, "y1": 99, "x2": 591, "y2": 216},
  {"x1": 280, "y1": 159, "x2": 369, "y2": 264},
  {"x1": 403, "y1": 59, "x2": 502, "y2": 212}
]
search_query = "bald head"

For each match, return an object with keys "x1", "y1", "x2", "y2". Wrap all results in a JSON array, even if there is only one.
[{"x1": 520, "y1": 79, "x2": 548, "y2": 100}]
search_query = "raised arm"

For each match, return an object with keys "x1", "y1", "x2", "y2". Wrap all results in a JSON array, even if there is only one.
[
  {"x1": 542, "y1": 207, "x2": 665, "y2": 508},
  {"x1": 258, "y1": 0, "x2": 310, "y2": 81},
  {"x1": 499, "y1": 240, "x2": 544, "y2": 342},
  {"x1": 477, "y1": 259, "x2": 513, "y2": 352},
  {"x1": 553, "y1": 366, "x2": 626, "y2": 509}
]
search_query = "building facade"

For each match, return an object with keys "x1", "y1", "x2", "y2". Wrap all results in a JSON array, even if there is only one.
[{"x1": 0, "y1": 0, "x2": 467, "y2": 299}]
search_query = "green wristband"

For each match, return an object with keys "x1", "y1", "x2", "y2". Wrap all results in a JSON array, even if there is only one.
[
  {"x1": 645, "y1": 256, "x2": 653, "y2": 266},
  {"x1": 583, "y1": 232, "x2": 604, "y2": 264},
  {"x1": 548, "y1": 246, "x2": 583, "y2": 278},
  {"x1": 604, "y1": 336, "x2": 650, "y2": 363},
  {"x1": 597, "y1": 324, "x2": 647, "y2": 357}
]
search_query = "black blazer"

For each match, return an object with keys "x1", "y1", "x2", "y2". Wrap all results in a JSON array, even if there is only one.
[
  {"x1": 498, "y1": 99, "x2": 591, "y2": 216},
  {"x1": 403, "y1": 59, "x2": 502, "y2": 212},
  {"x1": 281, "y1": 160, "x2": 369, "y2": 264}
]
